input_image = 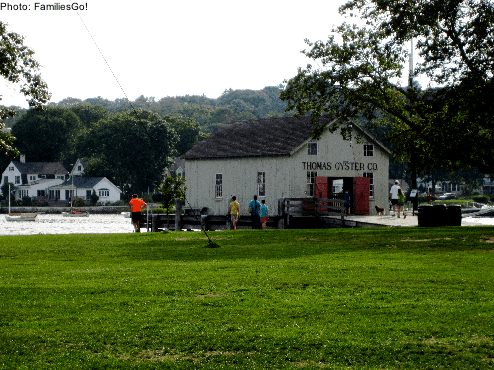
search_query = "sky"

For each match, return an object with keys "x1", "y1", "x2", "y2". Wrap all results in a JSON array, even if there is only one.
[
  {"x1": 0, "y1": 0, "x2": 351, "y2": 107},
  {"x1": 1, "y1": 0, "x2": 416, "y2": 108}
]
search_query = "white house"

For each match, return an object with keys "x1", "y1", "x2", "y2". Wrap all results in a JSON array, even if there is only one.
[
  {"x1": 181, "y1": 115, "x2": 391, "y2": 216},
  {"x1": 1, "y1": 156, "x2": 121, "y2": 204},
  {"x1": 1, "y1": 155, "x2": 69, "y2": 199},
  {"x1": 47, "y1": 176, "x2": 122, "y2": 204}
]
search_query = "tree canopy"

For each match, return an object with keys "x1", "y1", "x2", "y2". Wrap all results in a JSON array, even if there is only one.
[
  {"x1": 0, "y1": 21, "x2": 50, "y2": 157},
  {"x1": 280, "y1": 0, "x2": 494, "y2": 174},
  {"x1": 75, "y1": 109, "x2": 178, "y2": 194},
  {"x1": 12, "y1": 107, "x2": 82, "y2": 163}
]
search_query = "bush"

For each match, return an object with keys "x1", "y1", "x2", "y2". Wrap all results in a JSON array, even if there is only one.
[
  {"x1": 21, "y1": 196, "x2": 32, "y2": 206},
  {"x1": 73, "y1": 198, "x2": 86, "y2": 207},
  {"x1": 472, "y1": 195, "x2": 489, "y2": 204}
]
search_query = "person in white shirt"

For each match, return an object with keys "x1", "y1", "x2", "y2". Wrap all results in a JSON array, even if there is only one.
[{"x1": 389, "y1": 180, "x2": 401, "y2": 214}]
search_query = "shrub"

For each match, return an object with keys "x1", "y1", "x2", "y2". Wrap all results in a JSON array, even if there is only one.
[
  {"x1": 21, "y1": 196, "x2": 32, "y2": 206},
  {"x1": 73, "y1": 197, "x2": 86, "y2": 207},
  {"x1": 472, "y1": 195, "x2": 489, "y2": 204}
]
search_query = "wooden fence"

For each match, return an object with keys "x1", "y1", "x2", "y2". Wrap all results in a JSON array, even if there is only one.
[
  {"x1": 138, "y1": 197, "x2": 347, "y2": 232},
  {"x1": 279, "y1": 197, "x2": 346, "y2": 218}
]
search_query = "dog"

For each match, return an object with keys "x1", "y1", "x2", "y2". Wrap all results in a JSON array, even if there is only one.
[{"x1": 375, "y1": 205, "x2": 385, "y2": 215}]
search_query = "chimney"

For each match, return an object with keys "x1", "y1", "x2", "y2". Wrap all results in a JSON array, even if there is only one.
[{"x1": 20, "y1": 154, "x2": 26, "y2": 163}]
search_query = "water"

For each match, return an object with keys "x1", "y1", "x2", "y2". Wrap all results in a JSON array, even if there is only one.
[
  {"x1": 462, "y1": 217, "x2": 494, "y2": 226},
  {"x1": 0, "y1": 214, "x2": 148, "y2": 236},
  {"x1": 1, "y1": 214, "x2": 492, "y2": 236}
]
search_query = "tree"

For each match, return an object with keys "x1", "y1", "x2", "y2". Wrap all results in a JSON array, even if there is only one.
[
  {"x1": 165, "y1": 115, "x2": 201, "y2": 156},
  {"x1": 0, "y1": 21, "x2": 50, "y2": 157},
  {"x1": 157, "y1": 175, "x2": 186, "y2": 229},
  {"x1": 90, "y1": 190, "x2": 99, "y2": 206},
  {"x1": 280, "y1": 0, "x2": 494, "y2": 174},
  {"x1": 69, "y1": 104, "x2": 110, "y2": 128},
  {"x1": 12, "y1": 107, "x2": 83, "y2": 163},
  {"x1": 75, "y1": 109, "x2": 178, "y2": 194}
]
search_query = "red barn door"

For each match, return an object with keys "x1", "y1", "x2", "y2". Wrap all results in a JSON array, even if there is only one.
[
  {"x1": 354, "y1": 177, "x2": 370, "y2": 215},
  {"x1": 315, "y1": 176, "x2": 329, "y2": 198}
]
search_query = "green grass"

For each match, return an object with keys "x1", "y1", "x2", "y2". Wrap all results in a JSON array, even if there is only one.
[{"x1": 1, "y1": 227, "x2": 493, "y2": 369}]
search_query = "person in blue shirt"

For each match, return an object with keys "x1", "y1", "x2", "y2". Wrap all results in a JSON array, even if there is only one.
[
  {"x1": 248, "y1": 195, "x2": 261, "y2": 229},
  {"x1": 260, "y1": 199, "x2": 269, "y2": 230},
  {"x1": 343, "y1": 189, "x2": 351, "y2": 215}
]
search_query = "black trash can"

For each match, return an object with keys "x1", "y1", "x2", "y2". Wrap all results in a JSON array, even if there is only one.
[
  {"x1": 433, "y1": 204, "x2": 447, "y2": 227},
  {"x1": 446, "y1": 205, "x2": 462, "y2": 226},
  {"x1": 418, "y1": 205, "x2": 433, "y2": 227}
]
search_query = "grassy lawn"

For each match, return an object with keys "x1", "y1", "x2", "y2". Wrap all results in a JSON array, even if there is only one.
[{"x1": 0, "y1": 227, "x2": 493, "y2": 369}]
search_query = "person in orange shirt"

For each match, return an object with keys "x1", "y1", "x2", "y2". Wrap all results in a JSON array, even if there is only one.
[{"x1": 129, "y1": 194, "x2": 146, "y2": 232}]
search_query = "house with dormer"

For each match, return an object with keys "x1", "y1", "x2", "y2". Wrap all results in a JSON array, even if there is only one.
[
  {"x1": 1, "y1": 155, "x2": 69, "y2": 199},
  {"x1": 1, "y1": 155, "x2": 122, "y2": 204}
]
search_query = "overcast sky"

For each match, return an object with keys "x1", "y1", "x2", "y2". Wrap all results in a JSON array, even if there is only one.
[
  {"x1": 1, "y1": 0, "x2": 417, "y2": 108},
  {"x1": 0, "y1": 0, "x2": 350, "y2": 107}
]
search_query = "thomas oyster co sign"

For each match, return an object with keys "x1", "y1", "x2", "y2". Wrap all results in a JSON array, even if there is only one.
[{"x1": 302, "y1": 161, "x2": 379, "y2": 171}]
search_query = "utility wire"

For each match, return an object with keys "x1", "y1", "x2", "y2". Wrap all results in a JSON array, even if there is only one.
[{"x1": 74, "y1": 10, "x2": 218, "y2": 246}]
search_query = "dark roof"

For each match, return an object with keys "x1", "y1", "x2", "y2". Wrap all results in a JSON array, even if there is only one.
[
  {"x1": 56, "y1": 177, "x2": 106, "y2": 188},
  {"x1": 181, "y1": 115, "x2": 390, "y2": 159},
  {"x1": 181, "y1": 115, "x2": 334, "y2": 160},
  {"x1": 13, "y1": 161, "x2": 69, "y2": 175}
]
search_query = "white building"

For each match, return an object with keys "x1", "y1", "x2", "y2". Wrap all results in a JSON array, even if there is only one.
[
  {"x1": 181, "y1": 116, "x2": 391, "y2": 216},
  {"x1": 47, "y1": 176, "x2": 122, "y2": 204},
  {"x1": 1, "y1": 156, "x2": 121, "y2": 204},
  {"x1": 1, "y1": 155, "x2": 69, "y2": 199}
]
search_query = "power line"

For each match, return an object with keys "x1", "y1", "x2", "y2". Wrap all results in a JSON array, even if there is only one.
[{"x1": 73, "y1": 9, "x2": 218, "y2": 246}]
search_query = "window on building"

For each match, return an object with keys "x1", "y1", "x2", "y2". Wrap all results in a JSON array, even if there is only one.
[
  {"x1": 15, "y1": 176, "x2": 20, "y2": 184},
  {"x1": 215, "y1": 174, "x2": 222, "y2": 198},
  {"x1": 9, "y1": 166, "x2": 14, "y2": 171},
  {"x1": 257, "y1": 172, "x2": 266, "y2": 197},
  {"x1": 307, "y1": 171, "x2": 317, "y2": 196},
  {"x1": 364, "y1": 144, "x2": 374, "y2": 157},
  {"x1": 363, "y1": 172, "x2": 374, "y2": 197},
  {"x1": 21, "y1": 189, "x2": 29, "y2": 197},
  {"x1": 307, "y1": 143, "x2": 318, "y2": 155},
  {"x1": 37, "y1": 190, "x2": 46, "y2": 197},
  {"x1": 99, "y1": 190, "x2": 109, "y2": 197},
  {"x1": 66, "y1": 189, "x2": 74, "y2": 200}
]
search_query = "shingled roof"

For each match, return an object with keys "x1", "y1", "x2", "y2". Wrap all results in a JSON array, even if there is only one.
[
  {"x1": 51, "y1": 177, "x2": 106, "y2": 189},
  {"x1": 13, "y1": 161, "x2": 68, "y2": 175},
  {"x1": 181, "y1": 115, "x2": 335, "y2": 160},
  {"x1": 181, "y1": 115, "x2": 390, "y2": 160}
]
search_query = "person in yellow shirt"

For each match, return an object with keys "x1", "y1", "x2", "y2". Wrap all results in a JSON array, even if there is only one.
[
  {"x1": 129, "y1": 194, "x2": 146, "y2": 232},
  {"x1": 229, "y1": 196, "x2": 240, "y2": 230}
]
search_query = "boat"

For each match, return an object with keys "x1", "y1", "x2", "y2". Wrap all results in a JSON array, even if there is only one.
[
  {"x1": 62, "y1": 210, "x2": 89, "y2": 217},
  {"x1": 5, "y1": 213, "x2": 38, "y2": 222},
  {"x1": 5, "y1": 184, "x2": 38, "y2": 221}
]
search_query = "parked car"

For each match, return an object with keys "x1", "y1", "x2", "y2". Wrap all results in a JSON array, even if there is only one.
[{"x1": 439, "y1": 193, "x2": 456, "y2": 200}]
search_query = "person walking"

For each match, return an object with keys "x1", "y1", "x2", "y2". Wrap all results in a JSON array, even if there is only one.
[
  {"x1": 248, "y1": 195, "x2": 261, "y2": 229},
  {"x1": 397, "y1": 188, "x2": 406, "y2": 218},
  {"x1": 389, "y1": 180, "x2": 401, "y2": 214},
  {"x1": 260, "y1": 199, "x2": 269, "y2": 230},
  {"x1": 229, "y1": 195, "x2": 240, "y2": 230},
  {"x1": 129, "y1": 194, "x2": 146, "y2": 232}
]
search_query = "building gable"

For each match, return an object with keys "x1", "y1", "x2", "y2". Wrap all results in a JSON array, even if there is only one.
[{"x1": 182, "y1": 116, "x2": 390, "y2": 160}]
